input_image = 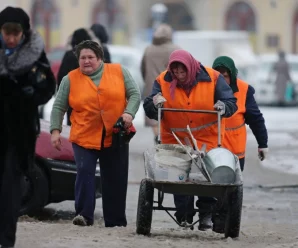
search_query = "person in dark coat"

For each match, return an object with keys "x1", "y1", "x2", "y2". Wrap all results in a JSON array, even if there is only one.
[
  {"x1": 0, "y1": 6, "x2": 56, "y2": 248},
  {"x1": 272, "y1": 51, "x2": 292, "y2": 105},
  {"x1": 212, "y1": 56, "x2": 268, "y2": 234},
  {"x1": 212, "y1": 56, "x2": 268, "y2": 171},
  {"x1": 90, "y1": 23, "x2": 111, "y2": 63},
  {"x1": 57, "y1": 28, "x2": 100, "y2": 125}
]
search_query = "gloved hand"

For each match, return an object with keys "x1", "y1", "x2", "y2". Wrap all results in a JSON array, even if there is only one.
[
  {"x1": 213, "y1": 100, "x2": 226, "y2": 115},
  {"x1": 153, "y1": 92, "x2": 167, "y2": 108},
  {"x1": 112, "y1": 117, "x2": 136, "y2": 149},
  {"x1": 258, "y1": 148, "x2": 268, "y2": 161}
]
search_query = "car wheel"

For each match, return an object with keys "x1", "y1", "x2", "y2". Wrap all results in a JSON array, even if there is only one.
[{"x1": 19, "y1": 164, "x2": 49, "y2": 216}]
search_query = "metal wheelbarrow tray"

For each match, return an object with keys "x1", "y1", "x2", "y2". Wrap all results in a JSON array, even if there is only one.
[{"x1": 136, "y1": 108, "x2": 244, "y2": 239}]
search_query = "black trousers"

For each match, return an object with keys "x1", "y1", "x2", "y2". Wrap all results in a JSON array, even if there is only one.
[
  {"x1": 72, "y1": 143, "x2": 129, "y2": 227},
  {"x1": 239, "y1": 157, "x2": 245, "y2": 171},
  {"x1": 0, "y1": 145, "x2": 22, "y2": 247}
]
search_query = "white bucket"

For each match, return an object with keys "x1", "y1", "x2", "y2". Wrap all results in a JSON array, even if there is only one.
[{"x1": 154, "y1": 149, "x2": 192, "y2": 182}]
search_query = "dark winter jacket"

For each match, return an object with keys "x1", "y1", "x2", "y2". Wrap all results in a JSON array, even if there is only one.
[
  {"x1": 212, "y1": 56, "x2": 268, "y2": 148},
  {"x1": 0, "y1": 30, "x2": 56, "y2": 172},
  {"x1": 243, "y1": 85, "x2": 268, "y2": 148},
  {"x1": 143, "y1": 64, "x2": 238, "y2": 120},
  {"x1": 91, "y1": 23, "x2": 111, "y2": 63}
]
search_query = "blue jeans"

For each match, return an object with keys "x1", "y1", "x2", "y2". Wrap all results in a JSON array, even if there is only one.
[{"x1": 72, "y1": 143, "x2": 129, "y2": 227}]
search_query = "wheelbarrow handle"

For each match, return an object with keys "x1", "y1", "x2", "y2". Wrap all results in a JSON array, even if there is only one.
[{"x1": 157, "y1": 108, "x2": 221, "y2": 147}]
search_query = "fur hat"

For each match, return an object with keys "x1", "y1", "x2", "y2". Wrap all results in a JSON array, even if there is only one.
[{"x1": 0, "y1": 6, "x2": 30, "y2": 31}]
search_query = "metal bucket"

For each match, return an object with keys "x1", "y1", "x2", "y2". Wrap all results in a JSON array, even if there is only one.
[{"x1": 203, "y1": 147, "x2": 237, "y2": 184}]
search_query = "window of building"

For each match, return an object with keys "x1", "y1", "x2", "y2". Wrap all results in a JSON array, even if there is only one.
[
  {"x1": 31, "y1": 0, "x2": 60, "y2": 51},
  {"x1": 225, "y1": 1, "x2": 256, "y2": 32},
  {"x1": 266, "y1": 34, "x2": 279, "y2": 48},
  {"x1": 92, "y1": 0, "x2": 127, "y2": 44},
  {"x1": 164, "y1": 3, "x2": 194, "y2": 30}
]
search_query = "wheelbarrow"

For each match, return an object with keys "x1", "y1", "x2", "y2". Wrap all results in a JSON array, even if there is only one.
[{"x1": 135, "y1": 108, "x2": 243, "y2": 238}]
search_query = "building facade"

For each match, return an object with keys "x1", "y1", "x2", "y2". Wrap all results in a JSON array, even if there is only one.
[{"x1": 1, "y1": 0, "x2": 298, "y2": 54}]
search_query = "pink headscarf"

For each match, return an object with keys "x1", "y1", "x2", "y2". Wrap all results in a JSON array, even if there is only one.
[{"x1": 167, "y1": 49, "x2": 201, "y2": 98}]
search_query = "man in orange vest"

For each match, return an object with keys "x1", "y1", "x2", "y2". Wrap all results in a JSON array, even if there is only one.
[
  {"x1": 144, "y1": 50, "x2": 238, "y2": 231},
  {"x1": 212, "y1": 56, "x2": 268, "y2": 171}
]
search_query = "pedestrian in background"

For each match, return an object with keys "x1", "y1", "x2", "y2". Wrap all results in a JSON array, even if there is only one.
[
  {"x1": 50, "y1": 40, "x2": 140, "y2": 227},
  {"x1": 90, "y1": 23, "x2": 111, "y2": 63},
  {"x1": 272, "y1": 50, "x2": 292, "y2": 106},
  {"x1": 0, "y1": 6, "x2": 56, "y2": 248},
  {"x1": 141, "y1": 24, "x2": 180, "y2": 144}
]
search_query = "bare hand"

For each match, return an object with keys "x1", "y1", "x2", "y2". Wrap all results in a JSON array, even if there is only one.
[
  {"x1": 51, "y1": 130, "x2": 62, "y2": 151},
  {"x1": 121, "y1": 113, "x2": 133, "y2": 129}
]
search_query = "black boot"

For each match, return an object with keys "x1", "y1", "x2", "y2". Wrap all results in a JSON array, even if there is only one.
[
  {"x1": 198, "y1": 212, "x2": 212, "y2": 231},
  {"x1": 196, "y1": 197, "x2": 217, "y2": 231},
  {"x1": 212, "y1": 213, "x2": 225, "y2": 233}
]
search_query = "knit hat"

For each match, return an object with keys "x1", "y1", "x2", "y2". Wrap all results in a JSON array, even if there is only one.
[
  {"x1": 0, "y1": 6, "x2": 30, "y2": 31},
  {"x1": 71, "y1": 28, "x2": 92, "y2": 48},
  {"x1": 212, "y1": 56, "x2": 238, "y2": 92},
  {"x1": 90, "y1": 23, "x2": 109, "y2": 43}
]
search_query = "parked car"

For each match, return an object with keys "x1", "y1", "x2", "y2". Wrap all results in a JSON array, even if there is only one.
[
  {"x1": 20, "y1": 119, "x2": 102, "y2": 216},
  {"x1": 245, "y1": 54, "x2": 298, "y2": 106}
]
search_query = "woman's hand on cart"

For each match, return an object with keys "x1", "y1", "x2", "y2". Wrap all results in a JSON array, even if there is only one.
[
  {"x1": 153, "y1": 92, "x2": 167, "y2": 108},
  {"x1": 213, "y1": 100, "x2": 226, "y2": 115}
]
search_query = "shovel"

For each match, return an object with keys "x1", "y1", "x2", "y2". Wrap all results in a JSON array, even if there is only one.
[
  {"x1": 185, "y1": 125, "x2": 212, "y2": 182},
  {"x1": 172, "y1": 131, "x2": 211, "y2": 182},
  {"x1": 171, "y1": 131, "x2": 197, "y2": 160}
]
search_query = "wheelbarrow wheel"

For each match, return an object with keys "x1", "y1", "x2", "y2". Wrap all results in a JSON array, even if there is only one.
[
  {"x1": 224, "y1": 185, "x2": 243, "y2": 238},
  {"x1": 136, "y1": 178, "x2": 154, "y2": 236}
]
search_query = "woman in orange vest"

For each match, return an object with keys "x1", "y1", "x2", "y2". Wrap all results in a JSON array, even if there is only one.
[
  {"x1": 143, "y1": 49, "x2": 238, "y2": 231},
  {"x1": 50, "y1": 40, "x2": 141, "y2": 227},
  {"x1": 212, "y1": 56, "x2": 268, "y2": 171}
]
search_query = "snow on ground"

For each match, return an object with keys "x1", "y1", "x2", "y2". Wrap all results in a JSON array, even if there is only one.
[{"x1": 248, "y1": 106, "x2": 298, "y2": 175}]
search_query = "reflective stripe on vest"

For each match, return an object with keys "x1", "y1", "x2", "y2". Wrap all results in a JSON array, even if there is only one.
[
  {"x1": 222, "y1": 79, "x2": 248, "y2": 158},
  {"x1": 225, "y1": 122, "x2": 245, "y2": 131},
  {"x1": 235, "y1": 151, "x2": 245, "y2": 157},
  {"x1": 158, "y1": 67, "x2": 225, "y2": 152},
  {"x1": 171, "y1": 120, "x2": 218, "y2": 132}
]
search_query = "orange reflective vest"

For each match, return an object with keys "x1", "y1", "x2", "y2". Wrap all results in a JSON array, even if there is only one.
[
  {"x1": 223, "y1": 79, "x2": 248, "y2": 158},
  {"x1": 158, "y1": 67, "x2": 225, "y2": 152},
  {"x1": 68, "y1": 64, "x2": 126, "y2": 150}
]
